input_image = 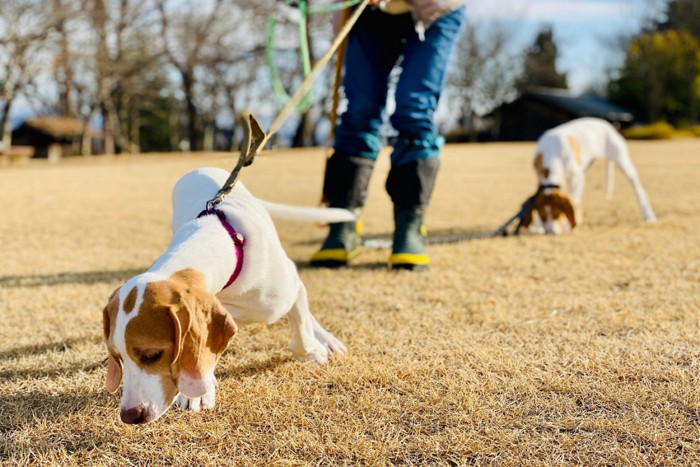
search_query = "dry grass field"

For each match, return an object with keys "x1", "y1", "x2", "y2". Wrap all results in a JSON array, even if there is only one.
[{"x1": 1, "y1": 140, "x2": 699, "y2": 465}]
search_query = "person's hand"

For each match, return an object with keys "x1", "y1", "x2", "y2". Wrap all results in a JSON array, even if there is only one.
[{"x1": 334, "y1": 0, "x2": 390, "y2": 34}]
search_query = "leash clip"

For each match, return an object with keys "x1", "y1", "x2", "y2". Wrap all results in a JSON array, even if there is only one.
[{"x1": 206, "y1": 198, "x2": 220, "y2": 213}]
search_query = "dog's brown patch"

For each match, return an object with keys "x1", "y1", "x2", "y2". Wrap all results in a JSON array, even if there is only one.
[
  {"x1": 122, "y1": 286, "x2": 137, "y2": 314},
  {"x1": 567, "y1": 135, "x2": 583, "y2": 166},
  {"x1": 534, "y1": 153, "x2": 550, "y2": 179}
]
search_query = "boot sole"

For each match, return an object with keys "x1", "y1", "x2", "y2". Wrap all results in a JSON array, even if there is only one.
[
  {"x1": 309, "y1": 259, "x2": 350, "y2": 268},
  {"x1": 388, "y1": 253, "x2": 429, "y2": 271},
  {"x1": 309, "y1": 247, "x2": 360, "y2": 268}
]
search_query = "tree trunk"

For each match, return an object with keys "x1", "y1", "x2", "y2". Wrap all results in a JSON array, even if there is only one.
[
  {"x1": 169, "y1": 108, "x2": 181, "y2": 151},
  {"x1": 130, "y1": 105, "x2": 141, "y2": 154},
  {"x1": 0, "y1": 97, "x2": 13, "y2": 148},
  {"x1": 181, "y1": 70, "x2": 201, "y2": 151},
  {"x1": 101, "y1": 80, "x2": 115, "y2": 155},
  {"x1": 55, "y1": 0, "x2": 75, "y2": 117}
]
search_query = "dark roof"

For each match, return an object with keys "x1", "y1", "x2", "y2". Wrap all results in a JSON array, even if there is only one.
[
  {"x1": 22, "y1": 116, "x2": 84, "y2": 138},
  {"x1": 526, "y1": 88, "x2": 634, "y2": 122}
]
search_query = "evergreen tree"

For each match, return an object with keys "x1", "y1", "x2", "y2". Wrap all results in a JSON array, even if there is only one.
[
  {"x1": 608, "y1": 30, "x2": 700, "y2": 124},
  {"x1": 661, "y1": 0, "x2": 700, "y2": 40},
  {"x1": 516, "y1": 27, "x2": 568, "y2": 92},
  {"x1": 608, "y1": 0, "x2": 700, "y2": 125}
]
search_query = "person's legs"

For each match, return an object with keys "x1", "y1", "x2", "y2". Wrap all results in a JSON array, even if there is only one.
[
  {"x1": 386, "y1": 6, "x2": 466, "y2": 270},
  {"x1": 312, "y1": 8, "x2": 407, "y2": 267}
]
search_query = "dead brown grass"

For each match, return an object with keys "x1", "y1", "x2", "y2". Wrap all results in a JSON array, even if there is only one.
[{"x1": 1, "y1": 140, "x2": 699, "y2": 466}]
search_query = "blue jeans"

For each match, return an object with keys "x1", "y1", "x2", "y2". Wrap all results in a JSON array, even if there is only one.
[{"x1": 333, "y1": 5, "x2": 466, "y2": 166}]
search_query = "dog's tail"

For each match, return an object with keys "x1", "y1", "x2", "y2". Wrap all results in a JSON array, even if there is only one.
[
  {"x1": 606, "y1": 159, "x2": 615, "y2": 200},
  {"x1": 258, "y1": 200, "x2": 355, "y2": 223}
]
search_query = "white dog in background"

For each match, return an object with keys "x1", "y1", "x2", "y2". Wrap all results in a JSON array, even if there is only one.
[
  {"x1": 523, "y1": 117, "x2": 657, "y2": 234},
  {"x1": 102, "y1": 168, "x2": 353, "y2": 424}
]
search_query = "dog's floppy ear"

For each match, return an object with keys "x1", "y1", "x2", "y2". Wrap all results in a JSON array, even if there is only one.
[
  {"x1": 168, "y1": 288, "x2": 237, "y2": 398},
  {"x1": 553, "y1": 191, "x2": 577, "y2": 230},
  {"x1": 105, "y1": 355, "x2": 123, "y2": 394},
  {"x1": 168, "y1": 302, "x2": 187, "y2": 371},
  {"x1": 207, "y1": 299, "x2": 238, "y2": 356},
  {"x1": 102, "y1": 287, "x2": 123, "y2": 393}
]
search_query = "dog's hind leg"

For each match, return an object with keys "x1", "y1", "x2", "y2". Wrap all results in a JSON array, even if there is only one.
[
  {"x1": 287, "y1": 281, "x2": 331, "y2": 364},
  {"x1": 606, "y1": 159, "x2": 615, "y2": 200},
  {"x1": 607, "y1": 134, "x2": 657, "y2": 222}
]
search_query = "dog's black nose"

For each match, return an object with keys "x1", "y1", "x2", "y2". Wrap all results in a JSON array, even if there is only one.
[{"x1": 121, "y1": 404, "x2": 151, "y2": 424}]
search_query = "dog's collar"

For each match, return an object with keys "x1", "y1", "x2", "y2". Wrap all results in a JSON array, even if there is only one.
[
  {"x1": 197, "y1": 208, "x2": 245, "y2": 291},
  {"x1": 537, "y1": 183, "x2": 561, "y2": 192}
]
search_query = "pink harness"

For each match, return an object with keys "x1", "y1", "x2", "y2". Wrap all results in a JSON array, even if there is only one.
[{"x1": 197, "y1": 208, "x2": 245, "y2": 290}]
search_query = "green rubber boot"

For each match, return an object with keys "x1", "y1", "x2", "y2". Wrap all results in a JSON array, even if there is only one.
[
  {"x1": 310, "y1": 153, "x2": 374, "y2": 267},
  {"x1": 385, "y1": 158, "x2": 439, "y2": 271},
  {"x1": 310, "y1": 211, "x2": 363, "y2": 268},
  {"x1": 388, "y1": 207, "x2": 429, "y2": 271}
]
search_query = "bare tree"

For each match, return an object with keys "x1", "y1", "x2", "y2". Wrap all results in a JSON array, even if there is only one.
[
  {"x1": 84, "y1": 0, "x2": 164, "y2": 154},
  {"x1": 0, "y1": 0, "x2": 63, "y2": 147},
  {"x1": 443, "y1": 22, "x2": 521, "y2": 139}
]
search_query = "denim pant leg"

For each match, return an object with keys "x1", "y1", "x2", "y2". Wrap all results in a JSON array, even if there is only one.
[
  {"x1": 389, "y1": 5, "x2": 466, "y2": 166},
  {"x1": 333, "y1": 8, "x2": 409, "y2": 161}
]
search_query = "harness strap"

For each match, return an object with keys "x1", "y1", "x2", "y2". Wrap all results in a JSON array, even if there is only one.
[{"x1": 197, "y1": 208, "x2": 245, "y2": 290}]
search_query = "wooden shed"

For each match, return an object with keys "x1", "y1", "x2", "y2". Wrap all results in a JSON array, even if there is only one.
[
  {"x1": 11, "y1": 116, "x2": 84, "y2": 160},
  {"x1": 490, "y1": 88, "x2": 635, "y2": 141}
]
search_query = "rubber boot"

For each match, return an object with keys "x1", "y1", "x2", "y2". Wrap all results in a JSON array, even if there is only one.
[
  {"x1": 389, "y1": 206, "x2": 429, "y2": 270},
  {"x1": 385, "y1": 158, "x2": 439, "y2": 271},
  {"x1": 310, "y1": 154, "x2": 374, "y2": 267}
]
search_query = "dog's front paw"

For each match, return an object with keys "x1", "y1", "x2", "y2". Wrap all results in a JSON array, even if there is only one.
[
  {"x1": 291, "y1": 343, "x2": 329, "y2": 364},
  {"x1": 176, "y1": 390, "x2": 216, "y2": 412},
  {"x1": 314, "y1": 329, "x2": 347, "y2": 355}
]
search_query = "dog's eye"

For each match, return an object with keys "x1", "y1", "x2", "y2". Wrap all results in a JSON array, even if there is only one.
[{"x1": 139, "y1": 350, "x2": 163, "y2": 365}]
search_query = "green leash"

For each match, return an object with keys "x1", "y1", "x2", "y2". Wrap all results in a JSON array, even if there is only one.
[
  {"x1": 266, "y1": 0, "x2": 363, "y2": 112},
  {"x1": 206, "y1": 0, "x2": 370, "y2": 211}
]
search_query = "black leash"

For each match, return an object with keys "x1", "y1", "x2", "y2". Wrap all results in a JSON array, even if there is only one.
[
  {"x1": 205, "y1": 112, "x2": 265, "y2": 212},
  {"x1": 494, "y1": 184, "x2": 560, "y2": 237}
]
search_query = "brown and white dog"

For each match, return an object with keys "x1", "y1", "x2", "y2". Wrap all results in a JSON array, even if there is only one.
[
  {"x1": 523, "y1": 117, "x2": 657, "y2": 234},
  {"x1": 102, "y1": 168, "x2": 353, "y2": 424}
]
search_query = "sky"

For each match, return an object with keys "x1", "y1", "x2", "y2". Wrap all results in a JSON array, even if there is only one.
[
  {"x1": 7, "y1": 0, "x2": 668, "y2": 129},
  {"x1": 464, "y1": 0, "x2": 666, "y2": 93}
]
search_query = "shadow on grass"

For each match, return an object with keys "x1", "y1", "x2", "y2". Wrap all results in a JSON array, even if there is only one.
[
  {"x1": 296, "y1": 227, "x2": 497, "y2": 270},
  {"x1": 294, "y1": 227, "x2": 497, "y2": 249},
  {"x1": 0, "y1": 389, "x2": 108, "y2": 434},
  {"x1": 0, "y1": 358, "x2": 105, "y2": 382},
  {"x1": 297, "y1": 261, "x2": 390, "y2": 271},
  {"x1": 0, "y1": 337, "x2": 102, "y2": 361},
  {"x1": 0, "y1": 337, "x2": 101, "y2": 361},
  {"x1": 217, "y1": 353, "x2": 292, "y2": 381},
  {"x1": 0, "y1": 267, "x2": 146, "y2": 288},
  {"x1": 0, "y1": 337, "x2": 106, "y2": 382},
  {"x1": 0, "y1": 388, "x2": 117, "y2": 465}
]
